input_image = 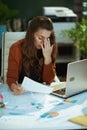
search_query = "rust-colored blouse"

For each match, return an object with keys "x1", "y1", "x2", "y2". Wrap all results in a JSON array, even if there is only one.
[{"x1": 7, "y1": 39, "x2": 56, "y2": 88}]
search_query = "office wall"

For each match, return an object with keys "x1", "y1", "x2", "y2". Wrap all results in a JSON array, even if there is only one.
[
  {"x1": 2, "y1": 0, "x2": 74, "y2": 20},
  {"x1": 1, "y1": 0, "x2": 74, "y2": 79}
]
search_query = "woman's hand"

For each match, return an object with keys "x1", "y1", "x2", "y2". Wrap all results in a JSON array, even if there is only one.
[
  {"x1": 10, "y1": 83, "x2": 25, "y2": 95},
  {"x1": 41, "y1": 40, "x2": 53, "y2": 64}
]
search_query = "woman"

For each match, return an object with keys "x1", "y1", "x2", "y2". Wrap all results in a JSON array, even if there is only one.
[{"x1": 7, "y1": 16, "x2": 57, "y2": 95}]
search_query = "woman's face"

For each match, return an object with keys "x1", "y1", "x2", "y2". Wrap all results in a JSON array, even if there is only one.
[{"x1": 34, "y1": 29, "x2": 52, "y2": 49}]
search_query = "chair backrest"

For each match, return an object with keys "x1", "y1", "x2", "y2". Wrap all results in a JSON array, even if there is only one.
[{"x1": 1, "y1": 32, "x2": 26, "y2": 83}]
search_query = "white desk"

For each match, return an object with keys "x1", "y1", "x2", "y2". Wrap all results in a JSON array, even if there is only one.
[{"x1": 0, "y1": 83, "x2": 87, "y2": 130}]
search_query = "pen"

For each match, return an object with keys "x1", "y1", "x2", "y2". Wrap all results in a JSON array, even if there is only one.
[
  {"x1": 16, "y1": 81, "x2": 19, "y2": 85},
  {"x1": 16, "y1": 81, "x2": 22, "y2": 90}
]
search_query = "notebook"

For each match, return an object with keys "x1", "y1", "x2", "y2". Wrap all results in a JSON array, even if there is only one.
[
  {"x1": 68, "y1": 114, "x2": 87, "y2": 127},
  {"x1": 51, "y1": 59, "x2": 87, "y2": 98}
]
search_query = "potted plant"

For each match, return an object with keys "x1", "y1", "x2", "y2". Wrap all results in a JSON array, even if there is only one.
[
  {"x1": 0, "y1": 1, "x2": 19, "y2": 47},
  {"x1": 0, "y1": 1, "x2": 19, "y2": 25},
  {"x1": 61, "y1": 18, "x2": 87, "y2": 59}
]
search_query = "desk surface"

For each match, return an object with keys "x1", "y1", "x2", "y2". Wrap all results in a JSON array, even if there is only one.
[{"x1": 0, "y1": 83, "x2": 87, "y2": 130}]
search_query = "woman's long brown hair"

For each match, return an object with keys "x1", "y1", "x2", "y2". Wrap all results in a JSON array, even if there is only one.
[{"x1": 22, "y1": 16, "x2": 57, "y2": 80}]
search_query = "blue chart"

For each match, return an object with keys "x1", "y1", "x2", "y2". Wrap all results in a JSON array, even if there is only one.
[
  {"x1": 7, "y1": 102, "x2": 44, "y2": 115},
  {"x1": 40, "y1": 112, "x2": 59, "y2": 119}
]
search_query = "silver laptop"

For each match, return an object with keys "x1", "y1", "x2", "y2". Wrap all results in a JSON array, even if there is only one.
[{"x1": 51, "y1": 59, "x2": 87, "y2": 98}]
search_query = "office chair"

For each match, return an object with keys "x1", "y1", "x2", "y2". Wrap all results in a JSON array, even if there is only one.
[{"x1": 1, "y1": 32, "x2": 60, "y2": 84}]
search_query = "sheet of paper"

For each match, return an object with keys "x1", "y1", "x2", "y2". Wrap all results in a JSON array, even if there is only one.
[
  {"x1": 21, "y1": 76, "x2": 53, "y2": 94},
  {"x1": 0, "y1": 105, "x2": 84, "y2": 130}
]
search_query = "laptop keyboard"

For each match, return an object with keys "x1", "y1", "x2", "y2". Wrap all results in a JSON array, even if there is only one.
[{"x1": 53, "y1": 88, "x2": 66, "y2": 95}]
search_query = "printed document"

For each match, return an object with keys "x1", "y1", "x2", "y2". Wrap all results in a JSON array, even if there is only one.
[{"x1": 21, "y1": 76, "x2": 53, "y2": 94}]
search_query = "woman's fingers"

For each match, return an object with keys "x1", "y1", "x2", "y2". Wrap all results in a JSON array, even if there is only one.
[{"x1": 11, "y1": 83, "x2": 25, "y2": 95}]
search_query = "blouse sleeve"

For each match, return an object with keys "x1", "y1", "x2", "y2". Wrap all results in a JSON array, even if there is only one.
[
  {"x1": 43, "y1": 62, "x2": 56, "y2": 84},
  {"x1": 7, "y1": 44, "x2": 22, "y2": 88}
]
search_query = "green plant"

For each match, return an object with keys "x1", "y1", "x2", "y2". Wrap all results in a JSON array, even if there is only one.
[
  {"x1": 0, "y1": 2, "x2": 19, "y2": 24},
  {"x1": 61, "y1": 18, "x2": 87, "y2": 58}
]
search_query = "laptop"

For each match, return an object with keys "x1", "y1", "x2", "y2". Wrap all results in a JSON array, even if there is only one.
[{"x1": 51, "y1": 59, "x2": 87, "y2": 98}]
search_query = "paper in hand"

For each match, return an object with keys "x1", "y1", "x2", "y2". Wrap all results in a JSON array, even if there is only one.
[{"x1": 21, "y1": 76, "x2": 53, "y2": 94}]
